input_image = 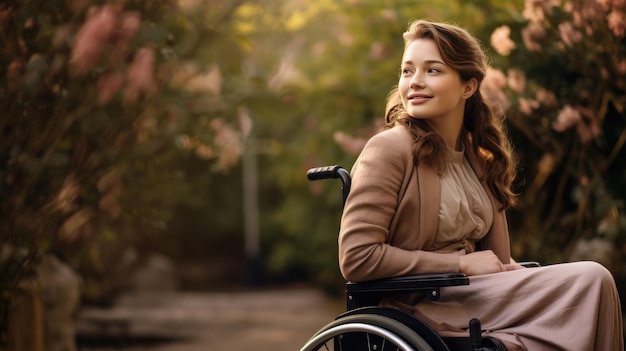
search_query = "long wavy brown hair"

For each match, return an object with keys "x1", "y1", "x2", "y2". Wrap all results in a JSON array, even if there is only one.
[{"x1": 384, "y1": 20, "x2": 517, "y2": 210}]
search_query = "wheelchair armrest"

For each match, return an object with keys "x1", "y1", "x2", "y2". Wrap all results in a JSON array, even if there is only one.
[
  {"x1": 346, "y1": 272, "x2": 469, "y2": 294},
  {"x1": 519, "y1": 261, "x2": 541, "y2": 268},
  {"x1": 345, "y1": 273, "x2": 468, "y2": 309}
]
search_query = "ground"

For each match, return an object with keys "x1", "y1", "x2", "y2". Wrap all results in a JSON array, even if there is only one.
[{"x1": 76, "y1": 287, "x2": 342, "y2": 351}]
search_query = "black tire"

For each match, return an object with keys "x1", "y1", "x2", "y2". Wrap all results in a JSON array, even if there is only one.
[{"x1": 300, "y1": 313, "x2": 434, "y2": 351}]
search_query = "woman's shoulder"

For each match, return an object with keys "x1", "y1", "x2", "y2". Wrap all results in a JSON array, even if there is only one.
[
  {"x1": 356, "y1": 124, "x2": 414, "y2": 168},
  {"x1": 367, "y1": 124, "x2": 414, "y2": 148}
]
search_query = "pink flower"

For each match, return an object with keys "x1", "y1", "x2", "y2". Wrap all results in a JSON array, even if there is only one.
[
  {"x1": 125, "y1": 47, "x2": 156, "y2": 102},
  {"x1": 518, "y1": 97, "x2": 539, "y2": 115},
  {"x1": 617, "y1": 59, "x2": 626, "y2": 73},
  {"x1": 210, "y1": 118, "x2": 243, "y2": 169},
  {"x1": 608, "y1": 10, "x2": 625, "y2": 37},
  {"x1": 575, "y1": 106, "x2": 601, "y2": 143},
  {"x1": 507, "y1": 69, "x2": 526, "y2": 93},
  {"x1": 481, "y1": 68, "x2": 511, "y2": 113},
  {"x1": 111, "y1": 11, "x2": 142, "y2": 64},
  {"x1": 119, "y1": 12, "x2": 141, "y2": 40},
  {"x1": 380, "y1": 9, "x2": 398, "y2": 21},
  {"x1": 558, "y1": 22, "x2": 583, "y2": 47},
  {"x1": 535, "y1": 87, "x2": 558, "y2": 107},
  {"x1": 553, "y1": 105, "x2": 601, "y2": 143},
  {"x1": 521, "y1": 22, "x2": 546, "y2": 51},
  {"x1": 71, "y1": 6, "x2": 143, "y2": 74},
  {"x1": 6, "y1": 59, "x2": 23, "y2": 90},
  {"x1": 334, "y1": 131, "x2": 367, "y2": 155},
  {"x1": 597, "y1": 0, "x2": 612, "y2": 10},
  {"x1": 339, "y1": 33, "x2": 354, "y2": 47},
  {"x1": 195, "y1": 145, "x2": 215, "y2": 160},
  {"x1": 523, "y1": 0, "x2": 556, "y2": 22},
  {"x1": 484, "y1": 67, "x2": 507, "y2": 89},
  {"x1": 97, "y1": 72, "x2": 124, "y2": 105},
  {"x1": 576, "y1": 120, "x2": 600, "y2": 143},
  {"x1": 370, "y1": 42, "x2": 389, "y2": 60},
  {"x1": 71, "y1": 5, "x2": 117, "y2": 74},
  {"x1": 569, "y1": 0, "x2": 605, "y2": 26},
  {"x1": 613, "y1": 0, "x2": 626, "y2": 8},
  {"x1": 553, "y1": 105, "x2": 581, "y2": 132},
  {"x1": 491, "y1": 25, "x2": 516, "y2": 56}
]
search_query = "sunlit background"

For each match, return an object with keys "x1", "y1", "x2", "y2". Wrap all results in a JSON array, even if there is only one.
[{"x1": 1, "y1": 0, "x2": 625, "y2": 349}]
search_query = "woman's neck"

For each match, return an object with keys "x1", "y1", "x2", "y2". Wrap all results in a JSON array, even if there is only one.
[{"x1": 425, "y1": 120, "x2": 463, "y2": 151}]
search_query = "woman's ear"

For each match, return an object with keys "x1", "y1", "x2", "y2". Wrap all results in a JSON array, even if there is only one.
[{"x1": 462, "y1": 78, "x2": 479, "y2": 99}]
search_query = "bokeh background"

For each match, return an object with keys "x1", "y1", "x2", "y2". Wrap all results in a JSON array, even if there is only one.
[{"x1": 1, "y1": 0, "x2": 625, "y2": 349}]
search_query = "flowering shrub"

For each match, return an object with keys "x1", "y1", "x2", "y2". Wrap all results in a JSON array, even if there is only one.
[
  {"x1": 0, "y1": 0, "x2": 251, "y2": 341},
  {"x1": 487, "y1": 0, "x2": 626, "y2": 268}
]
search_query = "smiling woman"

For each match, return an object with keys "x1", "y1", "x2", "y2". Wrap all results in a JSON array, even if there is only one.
[
  {"x1": 398, "y1": 38, "x2": 476, "y2": 149},
  {"x1": 338, "y1": 19, "x2": 624, "y2": 351}
]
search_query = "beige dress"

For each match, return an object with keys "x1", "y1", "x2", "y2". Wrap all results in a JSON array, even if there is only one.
[{"x1": 383, "y1": 148, "x2": 624, "y2": 351}]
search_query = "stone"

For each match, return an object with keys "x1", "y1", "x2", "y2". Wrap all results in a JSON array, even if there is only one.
[
  {"x1": 128, "y1": 253, "x2": 179, "y2": 292},
  {"x1": 37, "y1": 254, "x2": 82, "y2": 351}
]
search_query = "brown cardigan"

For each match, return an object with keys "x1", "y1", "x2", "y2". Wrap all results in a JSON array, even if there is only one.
[{"x1": 339, "y1": 124, "x2": 511, "y2": 282}]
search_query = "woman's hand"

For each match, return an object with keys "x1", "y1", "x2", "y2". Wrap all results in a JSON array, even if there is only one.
[{"x1": 459, "y1": 250, "x2": 520, "y2": 276}]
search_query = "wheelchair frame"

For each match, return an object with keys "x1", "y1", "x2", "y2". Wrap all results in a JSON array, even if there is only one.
[{"x1": 301, "y1": 165, "x2": 512, "y2": 351}]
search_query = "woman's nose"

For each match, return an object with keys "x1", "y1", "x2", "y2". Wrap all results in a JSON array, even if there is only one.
[{"x1": 410, "y1": 73, "x2": 425, "y2": 88}]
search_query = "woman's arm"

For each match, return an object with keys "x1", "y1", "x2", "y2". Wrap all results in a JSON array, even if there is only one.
[{"x1": 338, "y1": 130, "x2": 460, "y2": 282}]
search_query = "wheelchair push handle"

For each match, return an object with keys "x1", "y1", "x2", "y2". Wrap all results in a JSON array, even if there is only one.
[{"x1": 306, "y1": 165, "x2": 351, "y2": 206}]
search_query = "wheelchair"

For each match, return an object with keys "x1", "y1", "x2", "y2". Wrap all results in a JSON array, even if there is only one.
[{"x1": 301, "y1": 165, "x2": 538, "y2": 351}]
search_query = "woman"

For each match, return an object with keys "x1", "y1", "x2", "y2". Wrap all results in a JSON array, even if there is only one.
[{"x1": 338, "y1": 19, "x2": 623, "y2": 350}]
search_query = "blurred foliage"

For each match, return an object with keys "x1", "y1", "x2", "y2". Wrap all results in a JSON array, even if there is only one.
[
  {"x1": 0, "y1": 0, "x2": 255, "y2": 339},
  {"x1": 484, "y1": 0, "x2": 626, "y2": 271},
  {"x1": 1, "y1": 0, "x2": 625, "y2": 343}
]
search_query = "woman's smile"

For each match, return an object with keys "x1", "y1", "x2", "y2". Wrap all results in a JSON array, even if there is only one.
[{"x1": 408, "y1": 93, "x2": 432, "y2": 104}]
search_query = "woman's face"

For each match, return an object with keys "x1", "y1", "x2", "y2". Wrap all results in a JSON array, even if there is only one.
[{"x1": 399, "y1": 38, "x2": 474, "y2": 127}]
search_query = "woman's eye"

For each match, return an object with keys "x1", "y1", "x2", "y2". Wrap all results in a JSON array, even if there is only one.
[
  {"x1": 427, "y1": 67, "x2": 441, "y2": 73},
  {"x1": 401, "y1": 69, "x2": 412, "y2": 75}
]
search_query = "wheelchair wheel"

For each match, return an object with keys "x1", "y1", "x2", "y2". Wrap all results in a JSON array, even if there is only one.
[{"x1": 300, "y1": 313, "x2": 434, "y2": 351}]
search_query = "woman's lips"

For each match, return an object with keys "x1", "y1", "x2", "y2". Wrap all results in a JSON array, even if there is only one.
[{"x1": 408, "y1": 95, "x2": 431, "y2": 104}]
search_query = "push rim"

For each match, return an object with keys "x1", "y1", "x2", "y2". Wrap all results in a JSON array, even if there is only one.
[{"x1": 300, "y1": 313, "x2": 434, "y2": 351}]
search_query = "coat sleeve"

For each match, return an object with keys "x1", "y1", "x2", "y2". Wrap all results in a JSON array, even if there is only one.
[
  {"x1": 338, "y1": 130, "x2": 460, "y2": 282},
  {"x1": 477, "y1": 205, "x2": 512, "y2": 265}
]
